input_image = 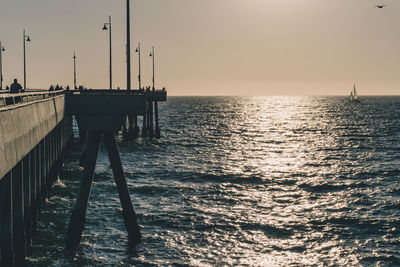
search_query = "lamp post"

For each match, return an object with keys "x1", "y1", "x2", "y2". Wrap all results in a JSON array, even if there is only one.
[
  {"x1": 126, "y1": 0, "x2": 131, "y2": 90},
  {"x1": 23, "y1": 29, "x2": 31, "y2": 90},
  {"x1": 135, "y1": 43, "x2": 142, "y2": 89},
  {"x1": 102, "y1": 16, "x2": 112, "y2": 90},
  {"x1": 0, "y1": 42, "x2": 4, "y2": 90},
  {"x1": 149, "y1": 47, "x2": 155, "y2": 90},
  {"x1": 73, "y1": 51, "x2": 77, "y2": 89}
]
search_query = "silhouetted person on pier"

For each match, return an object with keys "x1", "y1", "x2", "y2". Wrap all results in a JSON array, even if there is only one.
[
  {"x1": 66, "y1": 85, "x2": 70, "y2": 91},
  {"x1": 55, "y1": 84, "x2": 60, "y2": 91},
  {"x1": 6, "y1": 85, "x2": 9, "y2": 91},
  {"x1": 49, "y1": 85, "x2": 54, "y2": 91},
  {"x1": 10, "y1": 79, "x2": 22, "y2": 94}
]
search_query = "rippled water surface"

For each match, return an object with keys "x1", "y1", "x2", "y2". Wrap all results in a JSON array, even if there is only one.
[{"x1": 27, "y1": 96, "x2": 400, "y2": 266}]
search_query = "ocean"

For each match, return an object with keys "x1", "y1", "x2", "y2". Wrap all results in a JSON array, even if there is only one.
[{"x1": 27, "y1": 96, "x2": 400, "y2": 266}]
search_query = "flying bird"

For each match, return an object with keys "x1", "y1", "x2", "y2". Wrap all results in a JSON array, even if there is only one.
[{"x1": 375, "y1": 4, "x2": 387, "y2": 8}]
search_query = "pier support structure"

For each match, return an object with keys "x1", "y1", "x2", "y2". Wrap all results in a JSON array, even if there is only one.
[
  {"x1": 0, "y1": 117, "x2": 73, "y2": 266},
  {"x1": 0, "y1": 89, "x2": 166, "y2": 264},
  {"x1": 65, "y1": 90, "x2": 167, "y2": 249},
  {"x1": 66, "y1": 120, "x2": 141, "y2": 250}
]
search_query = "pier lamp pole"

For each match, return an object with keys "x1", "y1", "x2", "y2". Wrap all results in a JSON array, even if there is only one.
[
  {"x1": 135, "y1": 43, "x2": 142, "y2": 89},
  {"x1": 0, "y1": 42, "x2": 4, "y2": 90},
  {"x1": 149, "y1": 47, "x2": 155, "y2": 90},
  {"x1": 126, "y1": 0, "x2": 131, "y2": 90},
  {"x1": 73, "y1": 51, "x2": 77, "y2": 89},
  {"x1": 102, "y1": 16, "x2": 112, "y2": 90},
  {"x1": 23, "y1": 29, "x2": 31, "y2": 90}
]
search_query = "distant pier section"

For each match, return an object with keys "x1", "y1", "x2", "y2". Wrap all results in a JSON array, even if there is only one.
[{"x1": 0, "y1": 88, "x2": 167, "y2": 266}]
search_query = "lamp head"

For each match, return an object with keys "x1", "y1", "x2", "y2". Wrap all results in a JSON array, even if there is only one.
[
  {"x1": 135, "y1": 48, "x2": 139, "y2": 52},
  {"x1": 26, "y1": 36, "x2": 31, "y2": 42},
  {"x1": 1, "y1": 47, "x2": 4, "y2": 52},
  {"x1": 102, "y1": 24, "x2": 108, "y2": 30},
  {"x1": 149, "y1": 53, "x2": 153, "y2": 57}
]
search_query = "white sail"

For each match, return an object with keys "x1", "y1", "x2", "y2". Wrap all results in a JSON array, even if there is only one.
[
  {"x1": 349, "y1": 84, "x2": 359, "y2": 102},
  {"x1": 353, "y1": 84, "x2": 358, "y2": 100}
]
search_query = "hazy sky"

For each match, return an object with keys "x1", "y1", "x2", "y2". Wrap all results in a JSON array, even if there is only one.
[{"x1": 0, "y1": 0, "x2": 399, "y2": 95}]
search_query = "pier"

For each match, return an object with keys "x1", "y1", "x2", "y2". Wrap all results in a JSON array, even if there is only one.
[{"x1": 0, "y1": 88, "x2": 167, "y2": 266}]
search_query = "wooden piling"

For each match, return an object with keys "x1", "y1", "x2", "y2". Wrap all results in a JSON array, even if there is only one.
[
  {"x1": 142, "y1": 102, "x2": 148, "y2": 137},
  {"x1": 76, "y1": 116, "x2": 87, "y2": 144},
  {"x1": 23, "y1": 155, "x2": 32, "y2": 248},
  {"x1": 30, "y1": 149, "x2": 38, "y2": 232},
  {"x1": 149, "y1": 101, "x2": 154, "y2": 139},
  {"x1": 66, "y1": 131, "x2": 101, "y2": 250},
  {"x1": 122, "y1": 115, "x2": 128, "y2": 138},
  {"x1": 79, "y1": 133, "x2": 88, "y2": 167},
  {"x1": 103, "y1": 133, "x2": 141, "y2": 244},
  {"x1": 34, "y1": 145, "x2": 41, "y2": 227},
  {"x1": 40, "y1": 140, "x2": 47, "y2": 204},
  {"x1": 154, "y1": 101, "x2": 160, "y2": 139},
  {"x1": 126, "y1": 115, "x2": 133, "y2": 140},
  {"x1": 0, "y1": 172, "x2": 14, "y2": 267},
  {"x1": 12, "y1": 161, "x2": 26, "y2": 266},
  {"x1": 128, "y1": 115, "x2": 140, "y2": 140}
]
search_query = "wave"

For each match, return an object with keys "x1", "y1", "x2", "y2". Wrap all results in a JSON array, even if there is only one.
[
  {"x1": 162, "y1": 171, "x2": 269, "y2": 185},
  {"x1": 298, "y1": 182, "x2": 352, "y2": 193},
  {"x1": 240, "y1": 222, "x2": 293, "y2": 238}
]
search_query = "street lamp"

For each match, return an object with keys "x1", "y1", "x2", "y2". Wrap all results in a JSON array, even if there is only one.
[
  {"x1": 126, "y1": 0, "x2": 131, "y2": 90},
  {"x1": 73, "y1": 51, "x2": 77, "y2": 89},
  {"x1": 102, "y1": 15, "x2": 112, "y2": 90},
  {"x1": 135, "y1": 43, "x2": 142, "y2": 89},
  {"x1": 23, "y1": 29, "x2": 31, "y2": 90},
  {"x1": 0, "y1": 42, "x2": 5, "y2": 90},
  {"x1": 149, "y1": 47, "x2": 155, "y2": 90}
]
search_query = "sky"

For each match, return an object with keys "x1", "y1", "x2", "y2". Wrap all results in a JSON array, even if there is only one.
[{"x1": 0, "y1": 0, "x2": 399, "y2": 95}]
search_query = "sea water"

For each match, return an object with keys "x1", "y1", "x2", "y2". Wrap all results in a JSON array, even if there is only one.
[{"x1": 27, "y1": 96, "x2": 400, "y2": 266}]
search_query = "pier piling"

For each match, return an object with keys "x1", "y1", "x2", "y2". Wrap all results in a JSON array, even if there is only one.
[
  {"x1": 142, "y1": 102, "x2": 148, "y2": 137},
  {"x1": 154, "y1": 101, "x2": 160, "y2": 138},
  {"x1": 149, "y1": 100, "x2": 154, "y2": 139},
  {"x1": 104, "y1": 133, "x2": 141, "y2": 243},
  {"x1": 66, "y1": 131, "x2": 101, "y2": 250},
  {"x1": 67, "y1": 131, "x2": 141, "y2": 249},
  {"x1": 0, "y1": 172, "x2": 14, "y2": 267},
  {"x1": 129, "y1": 115, "x2": 140, "y2": 139},
  {"x1": 12, "y1": 161, "x2": 26, "y2": 266},
  {"x1": 23, "y1": 155, "x2": 32, "y2": 248}
]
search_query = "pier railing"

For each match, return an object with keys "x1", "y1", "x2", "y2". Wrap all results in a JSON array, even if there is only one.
[
  {"x1": 0, "y1": 90, "x2": 65, "y2": 108},
  {"x1": 0, "y1": 88, "x2": 167, "y2": 108},
  {"x1": 66, "y1": 88, "x2": 167, "y2": 98}
]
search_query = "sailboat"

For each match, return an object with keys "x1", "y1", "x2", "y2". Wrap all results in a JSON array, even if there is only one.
[{"x1": 349, "y1": 84, "x2": 360, "y2": 102}]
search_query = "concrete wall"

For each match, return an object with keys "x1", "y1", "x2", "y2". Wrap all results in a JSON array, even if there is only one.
[{"x1": 0, "y1": 95, "x2": 65, "y2": 180}]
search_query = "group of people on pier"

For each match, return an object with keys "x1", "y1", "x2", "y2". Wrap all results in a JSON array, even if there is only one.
[{"x1": 49, "y1": 84, "x2": 68, "y2": 91}]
